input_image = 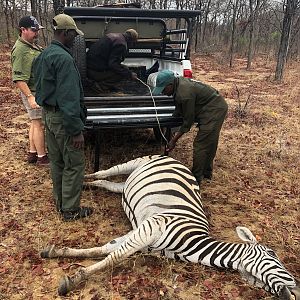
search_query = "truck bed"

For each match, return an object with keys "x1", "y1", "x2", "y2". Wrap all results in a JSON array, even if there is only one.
[
  {"x1": 84, "y1": 78, "x2": 182, "y2": 129},
  {"x1": 83, "y1": 80, "x2": 182, "y2": 171},
  {"x1": 84, "y1": 79, "x2": 150, "y2": 97}
]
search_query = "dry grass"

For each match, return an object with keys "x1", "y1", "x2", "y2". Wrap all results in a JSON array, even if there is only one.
[{"x1": 0, "y1": 45, "x2": 299, "y2": 299}]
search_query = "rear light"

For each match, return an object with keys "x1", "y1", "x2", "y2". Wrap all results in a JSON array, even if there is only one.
[{"x1": 183, "y1": 69, "x2": 193, "y2": 78}]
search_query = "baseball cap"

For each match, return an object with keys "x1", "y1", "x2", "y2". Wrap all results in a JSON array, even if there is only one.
[
  {"x1": 53, "y1": 14, "x2": 84, "y2": 35},
  {"x1": 125, "y1": 28, "x2": 138, "y2": 41},
  {"x1": 152, "y1": 70, "x2": 175, "y2": 95},
  {"x1": 19, "y1": 16, "x2": 44, "y2": 31}
]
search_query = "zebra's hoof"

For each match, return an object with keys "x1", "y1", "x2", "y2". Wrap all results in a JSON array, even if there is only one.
[
  {"x1": 58, "y1": 275, "x2": 72, "y2": 296},
  {"x1": 40, "y1": 245, "x2": 56, "y2": 258}
]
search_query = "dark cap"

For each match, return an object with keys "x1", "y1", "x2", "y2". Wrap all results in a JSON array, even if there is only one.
[{"x1": 19, "y1": 16, "x2": 44, "y2": 31}]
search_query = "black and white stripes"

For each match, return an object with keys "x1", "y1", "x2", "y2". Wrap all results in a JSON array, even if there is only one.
[
  {"x1": 122, "y1": 155, "x2": 204, "y2": 230},
  {"x1": 41, "y1": 155, "x2": 299, "y2": 298}
]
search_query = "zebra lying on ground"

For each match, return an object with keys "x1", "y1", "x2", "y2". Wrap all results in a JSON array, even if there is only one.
[{"x1": 41, "y1": 155, "x2": 299, "y2": 299}]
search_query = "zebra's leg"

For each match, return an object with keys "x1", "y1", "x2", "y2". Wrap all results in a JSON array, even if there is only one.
[
  {"x1": 57, "y1": 217, "x2": 164, "y2": 296},
  {"x1": 85, "y1": 155, "x2": 158, "y2": 179},
  {"x1": 84, "y1": 179, "x2": 125, "y2": 193},
  {"x1": 41, "y1": 233, "x2": 132, "y2": 259}
]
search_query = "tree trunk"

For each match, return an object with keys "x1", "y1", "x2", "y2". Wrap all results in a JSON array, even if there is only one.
[
  {"x1": 229, "y1": 0, "x2": 239, "y2": 67},
  {"x1": 53, "y1": 0, "x2": 65, "y2": 15},
  {"x1": 3, "y1": 0, "x2": 11, "y2": 43},
  {"x1": 201, "y1": 0, "x2": 212, "y2": 44},
  {"x1": 194, "y1": 15, "x2": 201, "y2": 52},
  {"x1": 247, "y1": 0, "x2": 254, "y2": 69},
  {"x1": 30, "y1": 0, "x2": 38, "y2": 16},
  {"x1": 275, "y1": 0, "x2": 298, "y2": 81}
]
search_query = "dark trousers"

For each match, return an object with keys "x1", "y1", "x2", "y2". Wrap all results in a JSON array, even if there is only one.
[
  {"x1": 44, "y1": 110, "x2": 85, "y2": 212},
  {"x1": 192, "y1": 97, "x2": 228, "y2": 182},
  {"x1": 87, "y1": 69, "x2": 124, "y2": 91}
]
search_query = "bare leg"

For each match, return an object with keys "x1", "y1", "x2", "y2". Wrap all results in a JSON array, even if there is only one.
[
  {"x1": 31, "y1": 119, "x2": 46, "y2": 156},
  {"x1": 28, "y1": 122, "x2": 36, "y2": 152}
]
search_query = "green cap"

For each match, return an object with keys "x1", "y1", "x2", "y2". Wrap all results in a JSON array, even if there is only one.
[
  {"x1": 152, "y1": 70, "x2": 175, "y2": 95},
  {"x1": 53, "y1": 14, "x2": 84, "y2": 35}
]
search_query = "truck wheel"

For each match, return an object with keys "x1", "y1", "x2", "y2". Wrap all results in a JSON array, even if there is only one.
[{"x1": 70, "y1": 35, "x2": 87, "y2": 80}]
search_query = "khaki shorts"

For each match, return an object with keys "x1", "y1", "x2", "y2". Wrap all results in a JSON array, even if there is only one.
[{"x1": 21, "y1": 93, "x2": 43, "y2": 120}]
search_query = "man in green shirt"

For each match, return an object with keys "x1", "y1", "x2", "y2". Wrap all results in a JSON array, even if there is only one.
[
  {"x1": 33, "y1": 14, "x2": 93, "y2": 221},
  {"x1": 11, "y1": 16, "x2": 49, "y2": 165},
  {"x1": 153, "y1": 70, "x2": 228, "y2": 186}
]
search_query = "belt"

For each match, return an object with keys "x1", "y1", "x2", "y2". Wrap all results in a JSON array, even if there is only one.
[{"x1": 43, "y1": 105, "x2": 60, "y2": 112}]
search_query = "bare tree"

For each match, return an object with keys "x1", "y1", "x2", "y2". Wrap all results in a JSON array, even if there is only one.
[
  {"x1": 201, "y1": 0, "x2": 212, "y2": 44},
  {"x1": 53, "y1": 0, "x2": 65, "y2": 15},
  {"x1": 1, "y1": 0, "x2": 299, "y2": 65},
  {"x1": 275, "y1": 0, "x2": 299, "y2": 81},
  {"x1": 2, "y1": 0, "x2": 12, "y2": 44},
  {"x1": 289, "y1": 13, "x2": 300, "y2": 57},
  {"x1": 31, "y1": 0, "x2": 38, "y2": 16},
  {"x1": 229, "y1": 0, "x2": 239, "y2": 67},
  {"x1": 246, "y1": 0, "x2": 261, "y2": 69}
]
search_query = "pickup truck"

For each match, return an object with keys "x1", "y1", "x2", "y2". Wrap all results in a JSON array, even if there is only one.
[{"x1": 64, "y1": 5, "x2": 201, "y2": 171}]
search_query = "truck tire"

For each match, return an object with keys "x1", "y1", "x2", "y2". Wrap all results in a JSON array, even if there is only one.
[{"x1": 70, "y1": 35, "x2": 87, "y2": 80}]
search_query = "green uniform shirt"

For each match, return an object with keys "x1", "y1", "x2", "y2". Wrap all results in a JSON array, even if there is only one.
[
  {"x1": 11, "y1": 37, "x2": 42, "y2": 91},
  {"x1": 33, "y1": 40, "x2": 86, "y2": 136},
  {"x1": 173, "y1": 77, "x2": 227, "y2": 133}
]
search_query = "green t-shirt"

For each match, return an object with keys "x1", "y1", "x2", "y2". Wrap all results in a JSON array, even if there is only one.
[{"x1": 11, "y1": 37, "x2": 42, "y2": 91}]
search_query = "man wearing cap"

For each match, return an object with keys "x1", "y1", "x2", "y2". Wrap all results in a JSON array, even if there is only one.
[
  {"x1": 33, "y1": 14, "x2": 93, "y2": 221},
  {"x1": 153, "y1": 70, "x2": 228, "y2": 186},
  {"x1": 86, "y1": 29, "x2": 139, "y2": 93},
  {"x1": 11, "y1": 16, "x2": 49, "y2": 165}
]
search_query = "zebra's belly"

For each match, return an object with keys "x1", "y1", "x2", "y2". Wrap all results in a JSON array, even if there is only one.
[{"x1": 122, "y1": 193, "x2": 205, "y2": 227}]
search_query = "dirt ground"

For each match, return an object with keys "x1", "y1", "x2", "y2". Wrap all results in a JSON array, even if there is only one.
[{"x1": 0, "y1": 45, "x2": 299, "y2": 300}]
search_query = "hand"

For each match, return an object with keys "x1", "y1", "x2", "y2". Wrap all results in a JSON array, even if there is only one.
[
  {"x1": 28, "y1": 95, "x2": 40, "y2": 109},
  {"x1": 72, "y1": 132, "x2": 84, "y2": 149},
  {"x1": 166, "y1": 139, "x2": 177, "y2": 152},
  {"x1": 131, "y1": 72, "x2": 138, "y2": 80}
]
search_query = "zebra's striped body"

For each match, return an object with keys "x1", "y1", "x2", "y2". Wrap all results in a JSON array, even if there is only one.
[{"x1": 41, "y1": 155, "x2": 299, "y2": 299}]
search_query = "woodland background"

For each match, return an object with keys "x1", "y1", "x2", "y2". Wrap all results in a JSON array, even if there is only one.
[
  {"x1": 0, "y1": 0, "x2": 300, "y2": 81},
  {"x1": 0, "y1": 1, "x2": 299, "y2": 300}
]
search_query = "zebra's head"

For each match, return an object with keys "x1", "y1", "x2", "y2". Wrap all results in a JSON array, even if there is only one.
[{"x1": 236, "y1": 227, "x2": 299, "y2": 300}]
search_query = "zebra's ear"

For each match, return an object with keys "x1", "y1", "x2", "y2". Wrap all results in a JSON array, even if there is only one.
[{"x1": 236, "y1": 226, "x2": 257, "y2": 244}]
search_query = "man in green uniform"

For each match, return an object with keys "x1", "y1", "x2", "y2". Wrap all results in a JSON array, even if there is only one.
[
  {"x1": 11, "y1": 16, "x2": 49, "y2": 165},
  {"x1": 33, "y1": 14, "x2": 93, "y2": 221},
  {"x1": 153, "y1": 70, "x2": 228, "y2": 185}
]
